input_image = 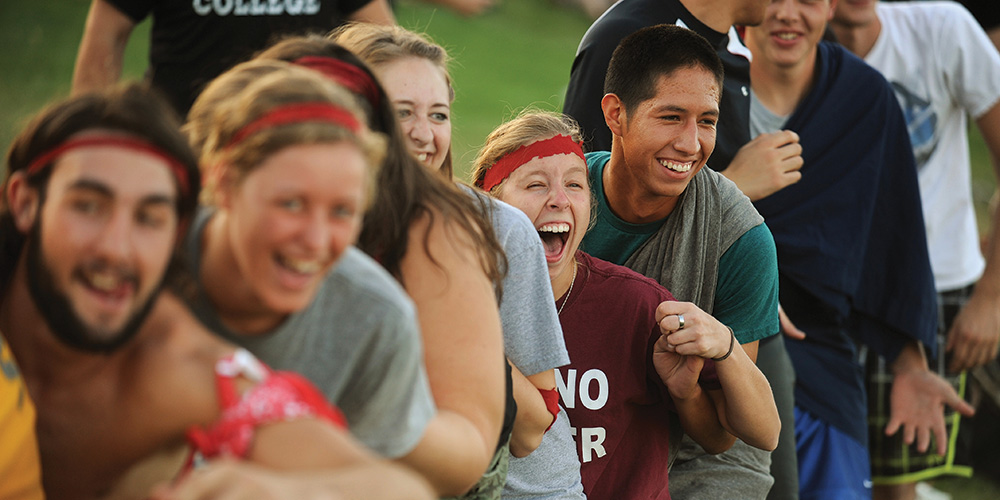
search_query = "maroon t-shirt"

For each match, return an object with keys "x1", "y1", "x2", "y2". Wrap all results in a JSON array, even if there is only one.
[{"x1": 556, "y1": 251, "x2": 719, "y2": 500}]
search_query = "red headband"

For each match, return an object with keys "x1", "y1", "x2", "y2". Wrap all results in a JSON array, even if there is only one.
[
  {"x1": 479, "y1": 135, "x2": 585, "y2": 192},
  {"x1": 293, "y1": 56, "x2": 381, "y2": 110},
  {"x1": 26, "y1": 135, "x2": 190, "y2": 196},
  {"x1": 226, "y1": 102, "x2": 363, "y2": 149}
]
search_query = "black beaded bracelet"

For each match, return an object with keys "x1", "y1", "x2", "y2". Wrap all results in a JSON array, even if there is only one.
[{"x1": 712, "y1": 326, "x2": 736, "y2": 362}]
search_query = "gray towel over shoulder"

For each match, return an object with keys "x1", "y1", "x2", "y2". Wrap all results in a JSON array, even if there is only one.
[{"x1": 624, "y1": 167, "x2": 763, "y2": 313}]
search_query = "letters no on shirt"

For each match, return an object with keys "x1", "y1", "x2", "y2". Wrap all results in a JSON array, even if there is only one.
[{"x1": 556, "y1": 368, "x2": 609, "y2": 464}]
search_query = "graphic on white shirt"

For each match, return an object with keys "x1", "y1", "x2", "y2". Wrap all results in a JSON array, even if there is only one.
[{"x1": 889, "y1": 81, "x2": 937, "y2": 167}]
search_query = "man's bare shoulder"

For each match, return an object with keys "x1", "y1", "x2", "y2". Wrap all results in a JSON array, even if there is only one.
[
  {"x1": 41, "y1": 294, "x2": 233, "y2": 499},
  {"x1": 132, "y1": 292, "x2": 233, "y2": 374},
  {"x1": 122, "y1": 292, "x2": 235, "y2": 438}
]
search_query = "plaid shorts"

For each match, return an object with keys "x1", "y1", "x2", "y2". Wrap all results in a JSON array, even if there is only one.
[{"x1": 864, "y1": 285, "x2": 974, "y2": 483}]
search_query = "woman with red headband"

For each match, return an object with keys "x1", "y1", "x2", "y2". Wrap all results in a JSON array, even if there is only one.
[
  {"x1": 472, "y1": 111, "x2": 780, "y2": 500},
  {"x1": 177, "y1": 59, "x2": 457, "y2": 492},
  {"x1": 331, "y1": 26, "x2": 575, "y2": 498},
  {"x1": 194, "y1": 41, "x2": 512, "y2": 497}
]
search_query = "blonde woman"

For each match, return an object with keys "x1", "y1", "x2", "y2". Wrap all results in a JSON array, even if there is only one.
[
  {"x1": 473, "y1": 111, "x2": 781, "y2": 500},
  {"x1": 335, "y1": 26, "x2": 575, "y2": 498}
]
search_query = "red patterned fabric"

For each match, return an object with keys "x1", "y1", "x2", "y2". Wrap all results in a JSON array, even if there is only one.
[{"x1": 185, "y1": 350, "x2": 346, "y2": 465}]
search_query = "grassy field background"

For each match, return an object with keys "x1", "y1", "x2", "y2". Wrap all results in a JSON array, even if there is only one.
[
  {"x1": 1, "y1": 0, "x2": 998, "y2": 496},
  {"x1": 0, "y1": 0, "x2": 597, "y2": 183}
]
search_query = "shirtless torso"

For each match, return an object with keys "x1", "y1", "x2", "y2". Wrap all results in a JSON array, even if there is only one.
[{"x1": 4, "y1": 293, "x2": 230, "y2": 499}]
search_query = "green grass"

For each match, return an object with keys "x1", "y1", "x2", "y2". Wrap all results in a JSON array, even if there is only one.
[
  {"x1": 0, "y1": 1, "x2": 152, "y2": 151},
  {"x1": 0, "y1": 2, "x2": 998, "y2": 495},
  {"x1": 0, "y1": 0, "x2": 593, "y2": 183},
  {"x1": 935, "y1": 475, "x2": 1000, "y2": 499}
]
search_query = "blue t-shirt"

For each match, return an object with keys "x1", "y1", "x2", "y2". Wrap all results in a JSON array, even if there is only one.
[{"x1": 581, "y1": 151, "x2": 779, "y2": 344}]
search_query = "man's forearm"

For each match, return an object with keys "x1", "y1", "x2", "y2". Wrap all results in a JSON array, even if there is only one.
[{"x1": 72, "y1": 0, "x2": 135, "y2": 95}]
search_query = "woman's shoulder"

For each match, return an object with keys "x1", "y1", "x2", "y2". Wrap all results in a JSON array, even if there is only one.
[{"x1": 400, "y1": 205, "x2": 492, "y2": 275}]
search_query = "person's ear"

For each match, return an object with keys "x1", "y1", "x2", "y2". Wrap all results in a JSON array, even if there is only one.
[
  {"x1": 602, "y1": 93, "x2": 626, "y2": 137},
  {"x1": 828, "y1": 0, "x2": 839, "y2": 20},
  {"x1": 6, "y1": 172, "x2": 40, "y2": 233},
  {"x1": 206, "y1": 162, "x2": 236, "y2": 209}
]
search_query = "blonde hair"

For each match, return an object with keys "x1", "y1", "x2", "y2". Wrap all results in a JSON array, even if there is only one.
[
  {"x1": 332, "y1": 23, "x2": 454, "y2": 101},
  {"x1": 185, "y1": 60, "x2": 385, "y2": 207},
  {"x1": 472, "y1": 110, "x2": 585, "y2": 196},
  {"x1": 332, "y1": 23, "x2": 456, "y2": 178}
]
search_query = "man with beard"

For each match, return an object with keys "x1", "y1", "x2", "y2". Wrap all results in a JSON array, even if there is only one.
[{"x1": 0, "y1": 84, "x2": 433, "y2": 500}]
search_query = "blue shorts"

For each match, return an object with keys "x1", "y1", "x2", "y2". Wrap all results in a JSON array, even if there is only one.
[{"x1": 795, "y1": 406, "x2": 872, "y2": 500}]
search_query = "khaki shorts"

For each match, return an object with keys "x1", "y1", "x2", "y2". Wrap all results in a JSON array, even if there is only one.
[{"x1": 442, "y1": 436, "x2": 511, "y2": 500}]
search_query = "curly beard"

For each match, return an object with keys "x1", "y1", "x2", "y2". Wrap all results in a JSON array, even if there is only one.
[{"x1": 24, "y1": 219, "x2": 162, "y2": 354}]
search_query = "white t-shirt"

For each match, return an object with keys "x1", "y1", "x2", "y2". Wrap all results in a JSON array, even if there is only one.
[{"x1": 867, "y1": 1, "x2": 1000, "y2": 290}]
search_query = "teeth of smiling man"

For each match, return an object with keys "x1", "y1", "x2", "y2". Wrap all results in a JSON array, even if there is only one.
[
  {"x1": 88, "y1": 271, "x2": 122, "y2": 292},
  {"x1": 280, "y1": 256, "x2": 322, "y2": 274},
  {"x1": 538, "y1": 223, "x2": 571, "y2": 233},
  {"x1": 777, "y1": 33, "x2": 797, "y2": 40},
  {"x1": 659, "y1": 160, "x2": 693, "y2": 173}
]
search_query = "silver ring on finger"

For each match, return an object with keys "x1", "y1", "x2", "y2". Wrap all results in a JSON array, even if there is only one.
[{"x1": 677, "y1": 314, "x2": 685, "y2": 330}]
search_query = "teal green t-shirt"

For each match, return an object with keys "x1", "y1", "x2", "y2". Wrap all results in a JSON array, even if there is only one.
[{"x1": 581, "y1": 151, "x2": 779, "y2": 343}]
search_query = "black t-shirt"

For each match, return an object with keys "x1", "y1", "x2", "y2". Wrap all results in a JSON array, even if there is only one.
[
  {"x1": 562, "y1": 0, "x2": 752, "y2": 172},
  {"x1": 106, "y1": 0, "x2": 371, "y2": 115}
]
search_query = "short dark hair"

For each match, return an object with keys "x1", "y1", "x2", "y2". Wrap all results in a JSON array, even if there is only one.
[
  {"x1": 1, "y1": 83, "x2": 201, "y2": 291},
  {"x1": 604, "y1": 24, "x2": 725, "y2": 116}
]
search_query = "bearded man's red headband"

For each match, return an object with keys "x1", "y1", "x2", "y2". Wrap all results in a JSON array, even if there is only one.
[{"x1": 26, "y1": 135, "x2": 190, "y2": 196}]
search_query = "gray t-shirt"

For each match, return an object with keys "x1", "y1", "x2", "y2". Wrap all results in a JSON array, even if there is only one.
[
  {"x1": 505, "y1": 411, "x2": 586, "y2": 500},
  {"x1": 487, "y1": 196, "x2": 571, "y2": 375},
  {"x1": 184, "y1": 209, "x2": 435, "y2": 458},
  {"x1": 749, "y1": 90, "x2": 789, "y2": 137},
  {"x1": 481, "y1": 195, "x2": 583, "y2": 499}
]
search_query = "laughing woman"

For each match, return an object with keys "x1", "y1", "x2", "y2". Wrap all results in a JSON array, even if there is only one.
[
  {"x1": 472, "y1": 111, "x2": 780, "y2": 500},
  {"x1": 333, "y1": 25, "x2": 575, "y2": 499},
  {"x1": 245, "y1": 38, "x2": 513, "y2": 497},
  {"x1": 183, "y1": 58, "x2": 507, "y2": 497}
]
